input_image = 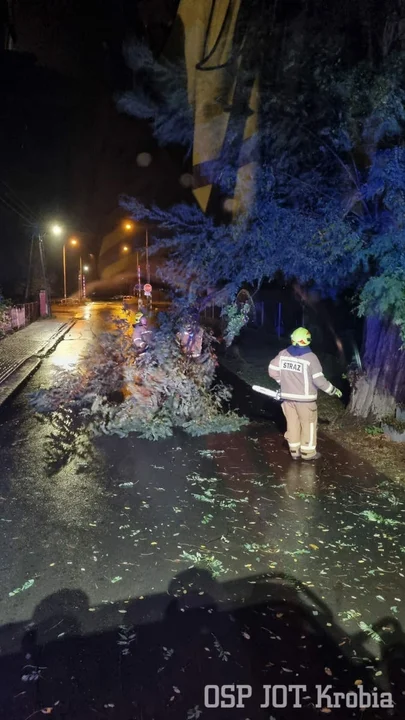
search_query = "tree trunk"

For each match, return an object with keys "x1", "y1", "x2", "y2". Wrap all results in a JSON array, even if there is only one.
[{"x1": 348, "y1": 316, "x2": 405, "y2": 420}]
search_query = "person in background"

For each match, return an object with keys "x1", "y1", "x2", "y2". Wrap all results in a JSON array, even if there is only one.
[
  {"x1": 132, "y1": 312, "x2": 153, "y2": 352},
  {"x1": 177, "y1": 306, "x2": 204, "y2": 359},
  {"x1": 178, "y1": 322, "x2": 204, "y2": 358},
  {"x1": 268, "y1": 327, "x2": 342, "y2": 460}
]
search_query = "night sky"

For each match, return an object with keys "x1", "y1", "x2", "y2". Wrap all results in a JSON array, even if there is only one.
[{"x1": 0, "y1": 0, "x2": 184, "y2": 296}]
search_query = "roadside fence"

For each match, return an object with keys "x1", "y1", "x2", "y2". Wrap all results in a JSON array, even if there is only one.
[{"x1": 0, "y1": 301, "x2": 39, "y2": 336}]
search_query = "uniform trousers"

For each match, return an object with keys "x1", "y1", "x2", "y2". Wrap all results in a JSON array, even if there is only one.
[{"x1": 281, "y1": 400, "x2": 318, "y2": 459}]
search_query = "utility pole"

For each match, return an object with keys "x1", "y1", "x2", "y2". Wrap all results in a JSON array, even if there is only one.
[
  {"x1": 63, "y1": 243, "x2": 67, "y2": 300},
  {"x1": 25, "y1": 235, "x2": 35, "y2": 301},
  {"x1": 38, "y1": 233, "x2": 51, "y2": 315}
]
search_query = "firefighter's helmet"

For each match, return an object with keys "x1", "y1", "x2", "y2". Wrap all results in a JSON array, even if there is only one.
[
  {"x1": 134, "y1": 312, "x2": 143, "y2": 324},
  {"x1": 291, "y1": 327, "x2": 311, "y2": 346}
]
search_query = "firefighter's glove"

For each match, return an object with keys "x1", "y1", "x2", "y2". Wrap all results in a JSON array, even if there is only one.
[{"x1": 333, "y1": 388, "x2": 342, "y2": 399}]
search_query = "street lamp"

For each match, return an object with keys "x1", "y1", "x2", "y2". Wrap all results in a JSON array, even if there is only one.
[
  {"x1": 52, "y1": 224, "x2": 63, "y2": 236},
  {"x1": 62, "y1": 237, "x2": 79, "y2": 300},
  {"x1": 122, "y1": 220, "x2": 151, "y2": 310}
]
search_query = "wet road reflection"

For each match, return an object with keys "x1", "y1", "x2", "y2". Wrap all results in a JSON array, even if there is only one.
[{"x1": 0, "y1": 301, "x2": 404, "y2": 716}]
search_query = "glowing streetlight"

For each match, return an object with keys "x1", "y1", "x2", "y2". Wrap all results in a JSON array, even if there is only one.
[
  {"x1": 83, "y1": 265, "x2": 89, "y2": 272},
  {"x1": 52, "y1": 224, "x2": 63, "y2": 236},
  {"x1": 123, "y1": 220, "x2": 151, "y2": 310},
  {"x1": 62, "y1": 237, "x2": 79, "y2": 300}
]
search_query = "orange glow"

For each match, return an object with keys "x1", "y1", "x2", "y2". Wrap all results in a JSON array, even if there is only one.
[
  {"x1": 122, "y1": 245, "x2": 129, "y2": 252},
  {"x1": 69, "y1": 237, "x2": 79, "y2": 246},
  {"x1": 123, "y1": 221, "x2": 134, "y2": 231}
]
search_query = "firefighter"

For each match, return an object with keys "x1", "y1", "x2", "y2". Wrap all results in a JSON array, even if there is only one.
[
  {"x1": 268, "y1": 327, "x2": 342, "y2": 460},
  {"x1": 132, "y1": 312, "x2": 153, "y2": 352},
  {"x1": 178, "y1": 322, "x2": 204, "y2": 358},
  {"x1": 177, "y1": 306, "x2": 204, "y2": 358}
]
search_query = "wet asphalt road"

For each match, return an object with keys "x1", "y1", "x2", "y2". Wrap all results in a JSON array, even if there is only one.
[{"x1": 0, "y1": 302, "x2": 404, "y2": 719}]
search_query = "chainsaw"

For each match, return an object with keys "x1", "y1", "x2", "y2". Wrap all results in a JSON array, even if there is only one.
[{"x1": 252, "y1": 385, "x2": 282, "y2": 401}]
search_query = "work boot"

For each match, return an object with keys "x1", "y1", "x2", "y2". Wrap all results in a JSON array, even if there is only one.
[{"x1": 302, "y1": 452, "x2": 322, "y2": 461}]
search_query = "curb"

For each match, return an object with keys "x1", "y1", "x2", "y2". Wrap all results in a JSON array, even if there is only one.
[
  {"x1": 0, "y1": 357, "x2": 41, "y2": 408},
  {"x1": 36, "y1": 319, "x2": 76, "y2": 358},
  {"x1": 0, "y1": 319, "x2": 76, "y2": 409}
]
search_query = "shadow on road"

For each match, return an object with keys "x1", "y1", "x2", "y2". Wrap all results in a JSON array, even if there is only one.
[
  {"x1": 41, "y1": 407, "x2": 99, "y2": 478},
  {"x1": 217, "y1": 363, "x2": 286, "y2": 433},
  {"x1": 1, "y1": 570, "x2": 404, "y2": 719}
]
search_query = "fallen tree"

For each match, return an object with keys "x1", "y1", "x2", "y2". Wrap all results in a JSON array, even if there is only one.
[{"x1": 30, "y1": 313, "x2": 248, "y2": 440}]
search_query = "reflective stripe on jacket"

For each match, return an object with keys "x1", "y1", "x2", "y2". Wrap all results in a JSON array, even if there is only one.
[
  {"x1": 268, "y1": 345, "x2": 335, "y2": 402},
  {"x1": 133, "y1": 325, "x2": 152, "y2": 347}
]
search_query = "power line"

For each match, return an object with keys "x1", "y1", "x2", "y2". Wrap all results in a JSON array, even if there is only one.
[
  {"x1": 0, "y1": 193, "x2": 37, "y2": 226},
  {"x1": 0, "y1": 179, "x2": 38, "y2": 224},
  {"x1": 0, "y1": 194, "x2": 34, "y2": 225},
  {"x1": 0, "y1": 178, "x2": 38, "y2": 222}
]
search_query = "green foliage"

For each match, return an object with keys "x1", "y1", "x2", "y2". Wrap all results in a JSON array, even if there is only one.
[
  {"x1": 31, "y1": 314, "x2": 248, "y2": 440},
  {"x1": 179, "y1": 550, "x2": 229, "y2": 578},
  {"x1": 360, "y1": 510, "x2": 400, "y2": 526},
  {"x1": 221, "y1": 302, "x2": 250, "y2": 347},
  {"x1": 120, "y1": 24, "x2": 405, "y2": 344},
  {"x1": 336, "y1": 54, "x2": 405, "y2": 147},
  {"x1": 364, "y1": 425, "x2": 384, "y2": 436},
  {"x1": 358, "y1": 269, "x2": 405, "y2": 343},
  {"x1": 118, "y1": 41, "x2": 193, "y2": 151},
  {"x1": 197, "y1": 449, "x2": 225, "y2": 458},
  {"x1": 340, "y1": 609, "x2": 361, "y2": 622},
  {"x1": 30, "y1": 320, "x2": 130, "y2": 413},
  {"x1": 358, "y1": 621, "x2": 384, "y2": 645}
]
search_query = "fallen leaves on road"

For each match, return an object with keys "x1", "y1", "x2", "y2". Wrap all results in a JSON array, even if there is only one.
[{"x1": 9, "y1": 579, "x2": 35, "y2": 597}]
